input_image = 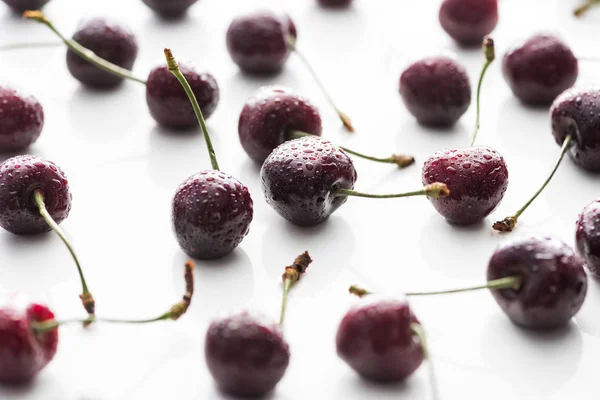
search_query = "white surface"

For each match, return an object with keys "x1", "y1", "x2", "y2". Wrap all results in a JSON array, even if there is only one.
[{"x1": 0, "y1": 0, "x2": 599, "y2": 399}]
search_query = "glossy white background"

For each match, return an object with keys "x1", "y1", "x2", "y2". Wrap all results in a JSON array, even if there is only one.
[{"x1": 0, "y1": 0, "x2": 599, "y2": 399}]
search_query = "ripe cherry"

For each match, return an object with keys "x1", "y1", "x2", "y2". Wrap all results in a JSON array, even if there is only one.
[
  {"x1": 226, "y1": 10, "x2": 353, "y2": 132},
  {"x1": 165, "y1": 49, "x2": 253, "y2": 259},
  {"x1": 576, "y1": 199, "x2": 600, "y2": 277},
  {"x1": 26, "y1": 12, "x2": 219, "y2": 130},
  {"x1": 142, "y1": 0, "x2": 198, "y2": 18},
  {"x1": 205, "y1": 252, "x2": 311, "y2": 397},
  {"x1": 239, "y1": 86, "x2": 414, "y2": 166},
  {"x1": 502, "y1": 34, "x2": 578, "y2": 105},
  {"x1": 0, "y1": 84, "x2": 44, "y2": 152},
  {"x1": 399, "y1": 56, "x2": 471, "y2": 126},
  {"x1": 439, "y1": 0, "x2": 498, "y2": 46},
  {"x1": 1, "y1": 0, "x2": 49, "y2": 12},
  {"x1": 261, "y1": 136, "x2": 448, "y2": 226},
  {"x1": 317, "y1": 0, "x2": 353, "y2": 7},
  {"x1": 66, "y1": 18, "x2": 139, "y2": 89}
]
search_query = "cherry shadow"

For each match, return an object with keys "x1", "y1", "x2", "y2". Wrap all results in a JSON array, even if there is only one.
[
  {"x1": 396, "y1": 119, "x2": 469, "y2": 164},
  {"x1": 333, "y1": 371, "x2": 427, "y2": 400}
]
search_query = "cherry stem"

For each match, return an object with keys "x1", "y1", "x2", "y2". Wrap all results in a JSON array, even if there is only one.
[
  {"x1": 290, "y1": 131, "x2": 414, "y2": 168},
  {"x1": 411, "y1": 323, "x2": 440, "y2": 400},
  {"x1": 334, "y1": 182, "x2": 450, "y2": 199},
  {"x1": 32, "y1": 261, "x2": 195, "y2": 333},
  {"x1": 279, "y1": 251, "x2": 313, "y2": 326},
  {"x1": 33, "y1": 189, "x2": 95, "y2": 317},
  {"x1": 0, "y1": 41, "x2": 60, "y2": 51},
  {"x1": 165, "y1": 48, "x2": 220, "y2": 171},
  {"x1": 287, "y1": 38, "x2": 354, "y2": 133},
  {"x1": 23, "y1": 11, "x2": 146, "y2": 85},
  {"x1": 471, "y1": 36, "x2": 495, "y2": 147},
  {"x1": 348, "y1": 276, "x2": 521, "y2": 298},
  {"x1": 574, "y1": 0, "x2": 600, "y2": 16},
  {"x1": 492, "y1": 134, "x2": 572, "y2": 232}
]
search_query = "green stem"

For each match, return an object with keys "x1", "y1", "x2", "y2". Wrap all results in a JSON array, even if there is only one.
[
  {"x1": 290, "y1": 131, "x2": 414, "y2": 168},
  {"x1": 493, "y1": 134, "x2": 572, "y2": 232},
  {"x1": 279, "y1": 279, "x2": 293, "y2": 326},
  {"x1": 411, "y1": 324, "x2": 440, "y2": 400},
  {"x1": 164, "y1": 48, "x2": 220, "y2": 171},
  {"x1": 288, "y1": 38, "x2": 354, "y2": 132},
  {"x1": 405, "y1": 276, "x2": 521, "y2": 297},
  {"x1": 335, "y1": 182, "x2": 449, "y2": 199},
  {"x1": 574, "y1": 0, "x2": 600, "y2": 16},
  {"x1": 23, "y1": 11, "x2": 146, "y2": 85},
  {"x1": 33, "y1": 189, "x2": 95, "y2": 316},
  {"x1": 0, "y1": 41, "x2": 60, "y2": 51},
  {"x1": 470, "y1": 37, "x2": 495, "y2": 147}
]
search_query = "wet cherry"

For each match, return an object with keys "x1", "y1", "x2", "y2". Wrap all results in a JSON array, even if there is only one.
[
  {"x1": 0, "y1": 84, "x2": 44, "y2": 152},
  {"x1": 317, "y1": 0, "x2": 353, "y2": 7},
  {"x1": 1, "y1": 0, "x2": 50, "y2": 12},
  {"x1": 439, "y1": 0, "x2": 498, "y2": 45},
  {"x1": 576, "y1": 199, "x2": 600, "y2": 277},
  {"x1": 142, "y1": 0, "x2": 198, "y2": 18},
  {"x1": 502, "y1": 34, "x2": 578, "y2": 105},
  {"x1": 399, "y1": 55, "x2": 471, "y2": 126},
  {"x1": 66, "y1": 18, "x2": 139, "y2": 88},
  {"x1": 261, "y1": 136, "x2": 448, "y2": 226}
]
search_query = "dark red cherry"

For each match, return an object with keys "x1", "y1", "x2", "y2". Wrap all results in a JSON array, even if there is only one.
[
  {"x1": 141, "y1": 0, "x2": 197, "y2": 18},
  {"x1": 551, "y1": 86, "x2": 600, "y2": 172},
  {"x1": 226, "y1": 10, "x2": 297, "y2": 74},
  {"x1": 261, "y1": 136, "x2": 357, "y2": 226},
  {"x1": 0, "y1": 155, "x2": 71, "y2": 235},
  {"x1": 502, "y1": 34, "x2": 578, "y2": 105},
  {"x1": 422, "y1": 146, "x2": 508, "y2": 225},
  {"x1": 487, "y1": 235, "x2": 587, "y2": 329},
  {"x1": 336, "y1": 296, "x2": 423, "y2": 381},
  {"x1": 576, "y1": 199, "x2": 600, "y2": 277},
  {"x1": 239, "y1": 86, "x2": 322, "y2": 164},
  {"x1": 66, "y1": 18, "x2": 138, "y2": 88},
  {"x1": 399, "y1": 56, "x2": 471, "y2": 126},
  {"x1": 205, "y1": 311, "x2": 290, "y2": 397},
  {"x1": 0, "y1": 84, "x2": 43, "y2": 152},
  {"x1": 0, "y1": 298, "x2": 58, "y2": 383},
  {"x1": 439, "y1": 0, "x2": 498, "y2": 45},
  {"x1": 1, "y1": 0, "x2": 50, "y2": 12},
  {"x1": 317, "y1": 0, "x2": 352, "y2": 7},
  {"x1": 146, "y1": 64, "x2": 219, "y2": 129},
  {"x1": 172, "y1": 170, "x2": 253, "y2": 260}
]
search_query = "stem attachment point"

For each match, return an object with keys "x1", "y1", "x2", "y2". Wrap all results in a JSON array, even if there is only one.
[
  {"x1": 279, "y1": 251, "x2": 313, "y2": 326},
  {"x1": 348, "y1": 285, "x2": 371, "y2": 298}
]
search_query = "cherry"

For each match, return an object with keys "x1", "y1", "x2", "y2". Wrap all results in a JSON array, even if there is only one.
[
  {"x1": 576, "y1": 199, "x2": 600, "y2": 277},
  {"x1": 0, "y1": 84, "x2": 44, "y2": 152},
  {"x1": 0, "y1": 298, "x2": 58, "y2": 383},
  {"x1": 226, "y1": 10, "x2": 353, "y2": 132},
  {"x1": 574, "y1": 0, "x2": 600, "y2": 16},
  {"x1": 317, "y1": 0, "x2": 353, "y2": 7},
  {"x1": 205, "y1": 252, "x2": 311, "y2": 397},
  {"x1": 502, "y1": 34, "x2": 578, "y2": 105},
  {"x1": 146, "y1": 65, "x2": 219, "y2": 129},
  {"x1": 239, "y1": 86, "x2": 414, "y2": 166},
  {"x1": 25, "y1": 12, "x2": 219, "y2": 130},
  {"x1": 165, "y1": 49, "x2": 253, "y2": 259},
  {"x1": 261, "y1": 136, "x2": 448, "y2": 226},
  {"x1": 1, "y1": 0, "x2": 50, "y2": 12},
  {"x1": 438, "y1": 0, "x2": 498, "y2": 46},
  {"x1": 66, "y1": 18, "x2": 139, "y2": 89},
  {"x1": 399, "y1": 56, "x2": 471, "y2": 126},
  {"x1": 142, "y1": 0, "x2": 198, "y2": 18}
]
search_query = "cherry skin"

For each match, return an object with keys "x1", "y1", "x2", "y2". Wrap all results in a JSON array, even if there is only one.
[
  {"x1": 239, "y1": 86, "x2": 322, "y2": 164},
  {"x1": 205, "y1": 311, "x2": 290, "y2": 397},
  {"x1": 422, "y1": 146, "x2": 508, "y2": 225},
  {"x1": 172, "y1": 170, "x2": 253, "y2": 260},
  {"x1": 1, "y1": 0, "x2": 50, "y2": 12},
  {"x1": 487, "y1": 235, "x2": 587, "y2": 329},
  {"x1": 336, "y1": 296, "x2": 423, "y2": 381},
  {"x1": 226, "y1": 10, "x2": 298, "y2": 74},
  {"x1": 551, "y1": 86, "x2": 600, "y2": 172},
  {"x1": 66, "y1": 18, "x2": 139, "y2": 88},
  {"x1": 0, "y1": 155, "x2": 71, "y2": 235},
  {"x1": 399, "y1": 56, "x2": 471, "y2": 126},
  {"x1": 503, "y1": 34, "x2": 578, "y2": 105},
  {"x1": 146, "y1": 64, "x2": 219, "y2": 129},
  {"x1": 317, "y1": 0, "x2": 352, "y2": 7},
  {"x1": 0, "y1": 84, "x2": 44, "y2": 152},
  {"x1": 0, "y1": 298, "x2": 58, "y2": 383},
  {"x1": 141, "y1": 0, "x2": 197, "y2": 18},
  {"x1": 576, "y1": 199, "x2": 600, "y2": 277},
  {"x1": 261, "y1": 136, "x2": 357, "y2": 226},
  {"x1": 439, "y1": 0, "x2": 498, "y2": 46}
]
